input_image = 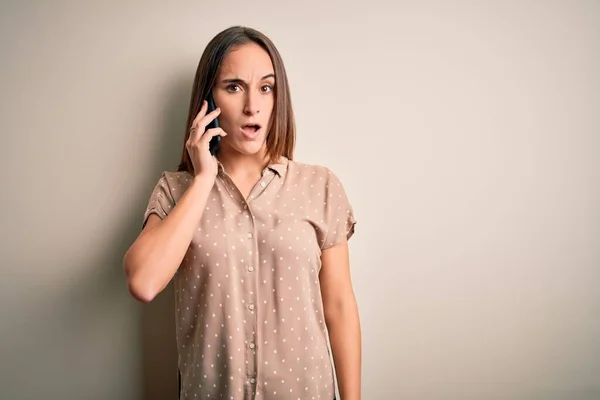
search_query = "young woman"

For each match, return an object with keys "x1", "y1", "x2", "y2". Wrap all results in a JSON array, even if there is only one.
[{"x1": 123, "y1": 26, "x2": 361, "y2": 400}]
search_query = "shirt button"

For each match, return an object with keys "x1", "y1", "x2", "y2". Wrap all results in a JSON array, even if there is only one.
[
  {"x1": 247, "y1": 232, "x2": 253, "y2": 238},
  {"x1": 249, "y1": 343, "x2": 256, "y2": 349},
  {"x1": 260, "y1": 181, "x2": 266, "y2": 187},
  {"x1": 243, "y1": 204, "x2": 248, "y2": 209},
  {"x1": 248, "y1": 266, "x2": 254, "y2": 272},
  {"x1": 248, "y1": 304, "x2": 255, "y2": 311},
  {"x1": 250, "y1": 378, "x2": 256, "y2": 384}
]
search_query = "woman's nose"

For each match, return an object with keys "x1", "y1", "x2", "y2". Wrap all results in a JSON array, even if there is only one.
[{"x1": 243, "y1": 92, "x2": 261, "y2": 115}]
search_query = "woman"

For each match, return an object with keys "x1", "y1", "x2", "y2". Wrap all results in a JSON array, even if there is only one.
[{"x1": 123, "y1": 26, "x2": 361, "y2": 400}]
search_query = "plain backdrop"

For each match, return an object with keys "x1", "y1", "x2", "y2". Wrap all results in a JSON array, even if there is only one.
[{"x1": 1, "y1": 1, "x2": 599, "y2": 399}]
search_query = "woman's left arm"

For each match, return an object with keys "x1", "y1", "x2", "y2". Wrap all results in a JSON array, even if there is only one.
[{"x1": 320, "y1": 239, "x2": 361, "y2": 400}]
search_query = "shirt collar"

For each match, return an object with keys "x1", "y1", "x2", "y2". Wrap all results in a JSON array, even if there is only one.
[
  {"x1": 216, "y1": 156, "x2": 289, "y2": 177},
  {"x1": 266, "y1": 156, "x2": 288, "y2": 177}
]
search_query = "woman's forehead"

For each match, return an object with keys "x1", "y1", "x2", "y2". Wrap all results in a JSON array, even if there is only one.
[{"x1": 218, "y1": 43, "x2": 274, "y2": 79}]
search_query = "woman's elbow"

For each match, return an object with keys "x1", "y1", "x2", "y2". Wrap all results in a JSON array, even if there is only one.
[
  {"x1": 127, "y1": 279, "x2": 156, "y2": 303},
  {"x1": 123, "y1": 251, "x2": 157, "y2": 303}
]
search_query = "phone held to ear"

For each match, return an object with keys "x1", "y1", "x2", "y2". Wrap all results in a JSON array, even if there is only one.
[{"x1": 207, "y1": 94, "x2": 220, "y2": 156}]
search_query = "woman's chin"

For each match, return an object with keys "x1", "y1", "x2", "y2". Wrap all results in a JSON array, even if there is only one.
[{"x1": 224, "y1": 139, "x2": 266, "y2": 156}]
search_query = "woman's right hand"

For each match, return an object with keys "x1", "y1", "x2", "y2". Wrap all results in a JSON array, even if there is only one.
[{"x1": 186, "y1": 100, "x2": 227, "y2": 179}]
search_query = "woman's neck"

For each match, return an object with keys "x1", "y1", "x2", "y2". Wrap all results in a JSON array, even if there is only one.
[{"x1": 217, "y1": 147, "x2": 270, "y2": 178}]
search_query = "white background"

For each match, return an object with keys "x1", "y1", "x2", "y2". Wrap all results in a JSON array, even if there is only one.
[{"x1": 1, "y1": 1, "x2": 598, "y2": 399}]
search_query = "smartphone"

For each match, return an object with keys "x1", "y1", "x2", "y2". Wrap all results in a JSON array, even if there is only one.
[{"x1": 206, "y1": 93, "x2": 220, "y2": 156}]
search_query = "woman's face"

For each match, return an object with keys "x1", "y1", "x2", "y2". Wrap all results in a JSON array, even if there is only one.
[{"x1": 213, "y1": 42, "x2": 275, "y2": 157}]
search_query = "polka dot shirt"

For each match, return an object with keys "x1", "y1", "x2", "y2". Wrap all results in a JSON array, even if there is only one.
[{"x1": 143, "y1": 157, "x2": 356, "y2": 399}]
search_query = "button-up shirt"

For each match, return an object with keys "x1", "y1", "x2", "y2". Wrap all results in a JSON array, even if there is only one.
[{"x1": 143, "y1": 157, "x2": 356, "y2": 400}]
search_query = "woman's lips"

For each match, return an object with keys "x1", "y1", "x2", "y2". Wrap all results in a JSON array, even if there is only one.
[{"x1": 240, "y1": 125, "x2": 261, "y2": 140}]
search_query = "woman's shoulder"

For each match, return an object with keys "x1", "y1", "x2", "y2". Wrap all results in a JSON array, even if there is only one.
[
  {"x1": 286, "y1": 159, "x2": 350, "y2": 191},
  {"x1": 159, "y1": 170, "x2": 193, "y2": 183},
  {"x1": 287, "y1": 159, "x2": 338, "y2": 180},
  {"x1": 151, "y1": 169, "x2": 192, "y2": 182},
  {"x1": 151, "y1": 170, "x2": 194, "y2": 197}
]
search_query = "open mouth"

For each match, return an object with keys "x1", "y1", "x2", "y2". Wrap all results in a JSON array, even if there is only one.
[
  {"x1": 242, "y1": 123, "x2": 261, "y2": 132},
  {"x1": 240, "y1": 123, "x2": 262, "y2": 139}
]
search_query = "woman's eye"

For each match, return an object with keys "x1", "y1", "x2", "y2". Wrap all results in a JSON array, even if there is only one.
[
  {"x1": 261, "y1": 85, "x2": 273, "y2": 93},
  {"x1": 226, "y1": 84, "x2": 241, "y2": 92}
]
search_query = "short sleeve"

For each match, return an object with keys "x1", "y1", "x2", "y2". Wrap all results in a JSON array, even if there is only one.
[
  {"x1": 319, "y1": 169, "x2": 357, "y2": 250},
  {"x1": 142, "y1": 172, "x2": 176, "y2": 228}
]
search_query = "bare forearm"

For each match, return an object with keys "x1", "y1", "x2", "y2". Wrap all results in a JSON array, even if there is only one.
[
  {"x1": 124, "y1": 175, "x2": 214, "y2": 302},
  {"x1": 325, "y1": 296, "x2": 362, "y2": 400}
]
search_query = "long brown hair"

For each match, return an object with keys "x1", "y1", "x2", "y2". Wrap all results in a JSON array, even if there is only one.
[{"x1": 177, "y1": 26, "x2": 295, "y2": 173}]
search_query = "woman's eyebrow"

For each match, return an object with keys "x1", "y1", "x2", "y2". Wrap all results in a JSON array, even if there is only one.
[{"x1": 221, "y1": 73, "x2": 275, "y2": 84}]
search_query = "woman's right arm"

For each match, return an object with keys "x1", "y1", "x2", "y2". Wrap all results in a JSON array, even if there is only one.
[
  {"x1": 123, "y1": 174, "x2": 213, "y2": 303},
  {"x1": 123, "y1": 99, "x2": 225, "y2": 303}
]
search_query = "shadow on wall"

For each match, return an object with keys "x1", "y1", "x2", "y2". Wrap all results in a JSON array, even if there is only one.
[
  {"x1": 137, "y1": 74, "x2": 192, "y2": 400},
  {"x1": 141, "y1": 283, "x2": 178, "y2": 400},
  {"x1": 48, "y1": 70, "x2": 191, "y2": 398}
]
